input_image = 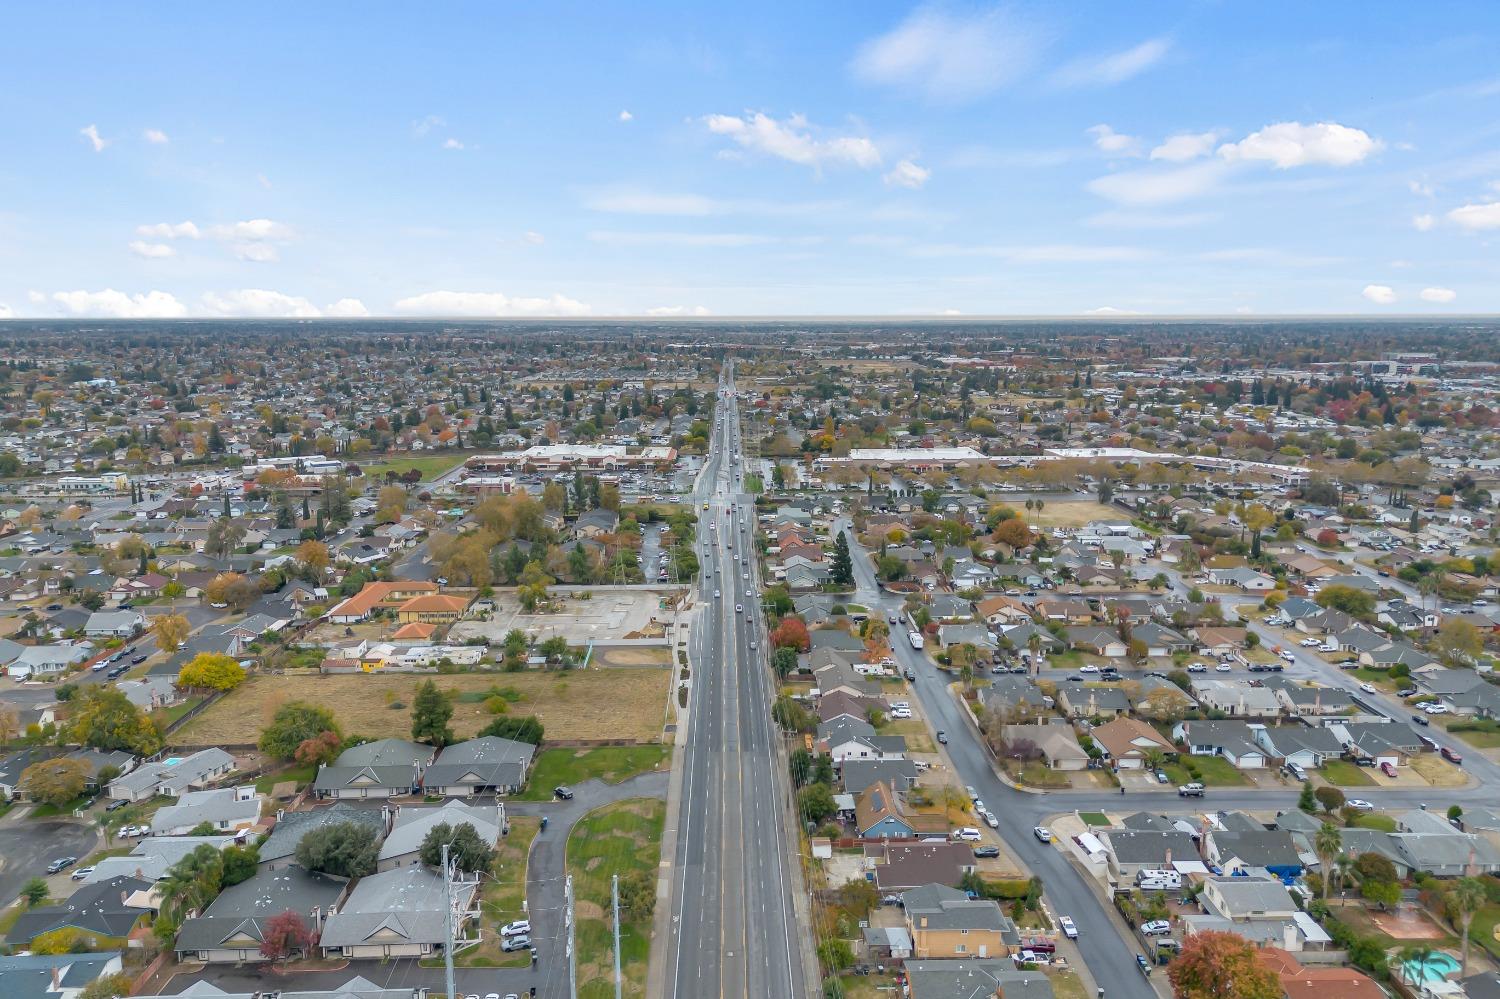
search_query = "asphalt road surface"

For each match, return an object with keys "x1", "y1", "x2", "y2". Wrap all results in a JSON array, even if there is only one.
[
  {"x1": 664, "y1": 365, "x2": 807, "y2": 999},
  {"x1": 0, "y1": 822, "x2": 100, "y2": 909}
]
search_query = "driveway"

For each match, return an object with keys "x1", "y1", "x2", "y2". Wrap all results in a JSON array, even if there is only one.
[
  {"x1": 0, "y1": 820, "x2": 99, "y2": 906},
  {"x1": 162, "y1": 772, "x2": 668, "y2": 999}
]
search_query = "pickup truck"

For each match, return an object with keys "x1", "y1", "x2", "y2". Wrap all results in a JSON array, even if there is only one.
[{"x1": 1177, "y1": 782, "x2": 1205, "y2": 798}]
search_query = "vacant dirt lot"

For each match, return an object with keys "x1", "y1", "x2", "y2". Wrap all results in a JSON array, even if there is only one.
[
  {"x1": 1028, "y1": 500, "x2": 1121, "y2": 528},
  {"x1": 172, "y1": 668, "x2": 672, "y2": 746}
]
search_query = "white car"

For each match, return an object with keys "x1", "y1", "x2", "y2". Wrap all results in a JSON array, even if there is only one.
[
  {"x1": 1078, "y1": 664, "x2": 1100, "y2": 674},
  {"x1": 889, "y1": 708, "x2": 912, "y2": 719},
  {"x1": 1033, "y1": 826, "x2": 1053, "y2": 843},
  {"x1": 953, "y1": 827, "x2": 982, "y2": 842},
  {"x1": 1359, "y1": 682, "x2": 1377, "y2": 694},
  {"x1": 1140, "y1": 920, "x2": 1172, "y2": 935},
  {"x1": 972, "y1": 799, "x2": 985, "y2": 814},
  {"x1": 1299, "y1": 638, "x2": 1321, "y2": 647},
  {"x1": 982, "y1": 809, "x2": 999, "y2": 829},
  {"x1": 1059, "y1": 915, "x2": 1078, "y2": 939},
  {"x1": 891, "y1": 701, "x2": 910, "y2": 710},
  {"x1": 713, "y1": 590, "x2": 720, "y2": 598},
  {"x1": 500, "y1": 920, "x2": 530, "y2": 937},
  {"x1": 966, "y1": 786, "x2": 979, "y2": 801},
  {"x1": 1280, "y1": 650, "x2": 1296, "y2": 662},
  {"x1": 70, "y1": 866, "x2": 96, "y2": 881},
  {"x1": 1215, "y1": 663, "x2": 1232, "y2": 672},
  {"x1": 1187, "y1": 662, "x2": 1208, "y2": 672},
  {"x1": 1347, "y1": 799, "x2": 1375, "y2": 811}
]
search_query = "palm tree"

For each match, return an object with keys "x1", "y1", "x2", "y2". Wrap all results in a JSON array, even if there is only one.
[
  {"x1": 1400, "y1": 945, "x2": 1434, "y2": 986},
  {"x1": 1335, "y1": 855, "x2": 1354, "y2": 898},
  {"x1": 1027, "y1": 633, "x2": 1042, "y2": 677},
  {"x1": 1450, "y1": 876, "x2": 1486, "y2": 977},
  {"x1": 1314, "y1": 823, "x2": 1343, "y2": 902}
]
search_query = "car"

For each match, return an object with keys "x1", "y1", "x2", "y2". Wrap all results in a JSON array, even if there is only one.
[
  {"x1": 1078, "y1": 664, "x2": 1100, "y2": 674},
  {"x1": 1177, "y1": 782, "x2": 1205, "y2": 798},
  {"x1": 91, "y1": 659, "x2": 109, "y2": 671},
  {"x1": 1346, "y1": 799, "x2": 1375, "y2": 811},
  {"x1": 70, "y1": 865, "x2": 96, "y2": 881},
  {"x1": 1412, "y1": 713, "x2": 1430, "y2": 726},
  {"x1": 1215, "y1": 663, "x2": 1232, "y2": 672},
  {"x1": 889, "y1": 708, "x2": 912, "y2": 719},
  {"x1": 1442, "y1": 746, "x2": 1463, "y2": 764},
  {"x1": 553, "y1": 786, "x2": 574, "y2": 800},
  {"x1": 888, "y1": 614, "x2": 899, "y2": 624},
  {"x1": 953, "y1": 827, "x2": 982, "y2": 842},
  {"x1": 1380, "y1": 762, "x2": 1398, "y2": 777},
  {"x1": 501, "y1": 934, "x2": 531, "y2": 952},
  {"x1": 1299, "y1": 638, "x2": 1320, "y2": 647},
  {"x1": 500, "y1": 920, "x2": 531, "y2": 937},
  {"x1": 973, "y1": 845, "x2": 1001, "y2": 858},
  {"x1": 1397, "y1": 687, "x2": 1419, "y2": 698},
  {"x1": 106, "y1": 798, "x2": 129, "y2": 812},
  {"x1": 936, "y1": 730, "x2": 947, "y2": 744},
  {"x1": 748, "y1": 640, "x2": 757, "y2": 650},
  {"x1": 735, "y1": 604, "x2": 743, "y2": 613},
  {"x1": 1186, "y1": 663, "x2": 1207, "y2": 673},
  {"x1": 1280, "y1": 650, "x2": 1296, "y2": 662},
  {"x1": 1154, "y1": 769, "x2": 1169, "y2": 784},
  {"x1": 904, "y1": 668, "x2": 916, "y2": 681},
  {"x1": 45, "y1": 856, "x2": 78, "y2": 875},
  {"x1": 966, "y1": 786, "x2": 978, "y2": 801},
  {"x1": 713, "y1": 590, "x2": 720, "y2": 598},
  {"x1": 1360, "y1": 682, "x2": 1377, "y2": 694},
  {"x1": 971, "y1": 799, "x2": 984, "y2": 814},
  {"x1": 1033, "y1": 826, "x2": 1053, "y2": 843},
  {"x1": 1059, "y1": 915, "x2": 1078, "y2": 939},
  {"x1": 1140, "y1": 920, "x2": 1172, "y2": 935},
  {"x1": 130, "y1": 654, "x2": 147, "y2": 664},
  {"x1": 982, "y1": 810, "x2": 999, "y2": 829},
  {"x1": 891, "y1": 700, "x2": 910, "y2": 709}
]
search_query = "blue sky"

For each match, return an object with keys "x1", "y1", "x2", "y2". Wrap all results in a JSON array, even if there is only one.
[{"x1": 3, "y1": 1, "x2": 1500, "y2": 318}]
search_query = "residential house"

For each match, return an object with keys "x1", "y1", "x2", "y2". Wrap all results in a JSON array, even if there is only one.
[
  {"x1": 394, "y1": 593, "x2": 471, "y2": 626},
  {"x1": 903, "y1": 960, "x2": 1055, "y2": 999},
  {"x1": 1103, "y1": 829, "x2": 1200, "y2": 881},
  {"x1": 1172, "y1": 720, "x2": 1269, "y2": 769},
  {"x1": 855, "y1": 780, "x2": 947, "y2": 839},
  {"x1": 319, "y1": 864, "x2": 480, "y2": 960},
  {"x1": 1204, "y1": 828, "x2": 1302, "y2": 876},
  {"x1": 327, "y1": 581, "x2": 440, "y2": 624},
  {"x1": 378, "y1": 800, "x2": 504, "y2": 872},
  {"x1": 150, "y1": 786, "x2": 262, "y2": 836},
  {"x1": 1064, "y1": 626, "x2": 1127, "y2": 658},
  {"x1": 1090, "y1": 717, "x2": 1176, "y2": 769},
  {"x1": 84, "y1": 836, "x2": 240, "y2": 885},
  {"x1": 935, "y1": 623, "x2": 996, "y2": 650},
  {"x1": 0, "y1": 952, "x2": 125, "y2": 999},
  {"x1": 1054, "y1": 681, "x2": 1131, "y2": 720},
  {"x1": 313, "y1": 739, "x2": 435, "y2": 799},
  {"x1": 82, "y1": 610, "x2": 144, "y2": 638},
  {"x1": 865, "y1": 841, "x2": 977, "y2": 892},
  {"x1": 1253, "y1": 726, "x2": 1345, "y2": 769},
  {"x1": 8, "y1": 644, "x2": 89, "y2": 679},
  {"x1": 174, "y1": 866, "x2": 346, "y2": 963},
  {"x1": 1207, "y1": 567, "x2": 1277, "y2": 591},
  {"x1": 1190, "y1": 679, "x2": 1282, "y2": 718},
  {"x1": 840, "y1": 759, "x2": 920, "y2": 796},
  {"x1": 999, "y1": 722, "x2": 1090, "y2": 770},
  {"x1": 108, "y1": 748, "x2": 236, "y2": 801},
  {"x1": 257, "y1": 803, "x2": 390, "y2": 871},
  {"x1": 901, "y1": 883, "x2": 1017, "y2": 960},
  {"x1": 2, "y1": 876, "x2": 153, "y2": 949},
  {"x1": 421, "y1": 736, "x2": 536, "y2": 797},
  {"x1": 1257, "y1": 948, "x2": 1385, "y2": 999}
]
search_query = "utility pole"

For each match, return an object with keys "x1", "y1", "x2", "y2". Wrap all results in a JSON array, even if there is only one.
[
  {"x1": 566, "y1": 873, "x2": 578, "y2": 999},
  {"x1": 612, "y1": 873, "x2": 623, "y2": 999},
  {"x1": 442, "y1": 843, "x2": 456, "y2": 999}
]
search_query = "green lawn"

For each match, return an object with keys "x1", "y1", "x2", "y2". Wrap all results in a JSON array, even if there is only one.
[
  {"x1": 1321, "y1": 759, "x2": 1376, "y2": 787},
  {"x1": 1347, "y1": 813, "x2": 1396, "y2": 832},
  {"x1": 1445, "y1": 719, "x2": 1500, "y2": 749},
  {"x1": 1469, "y1": 904, "x2": 1500, "y2": 961},
  {"x1": 359, "y1": 453, "x2": 467, "y2": 481},
  {"x1": 1079, "y1": 811, "x2": 1111, "y2": 827},
  {"x1": 743, "y1": 474, "x2": 764, "y2": 494},
  {"x1": 518, "y1": 746, "x2": 669, "y2": 801},
  {"x1": 1163, "y1": 756, "x2": 1248, "y2": 786},
  {"x1": 29, "y1": 795, "x2": 93, "y2": 818},
  {"x1": 254, "y1": 763, "x2": 317, "y2": 795},
  {"x1": 569, "y1": 799, "x2": 665, "y2": 999}
]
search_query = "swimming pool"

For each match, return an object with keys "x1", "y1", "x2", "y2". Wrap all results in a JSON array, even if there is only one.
[
  {"x1": 161, "y1": 756, "x2": 184, "y2": 766},
  {"x1": 1401, "y1": 952, "x2": 1459, "y2": 984}
]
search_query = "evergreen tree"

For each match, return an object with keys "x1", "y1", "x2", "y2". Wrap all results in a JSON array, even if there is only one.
[
  {"x1": 411, "y1": 680, "x2": 455, "y2": 747},
  {"x1": 830, "y1": 531, "x2": 854, "y2": 587}
]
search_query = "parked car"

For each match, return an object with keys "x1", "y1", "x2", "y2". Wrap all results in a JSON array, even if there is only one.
[
  {"x1": 1153, "y1": 770, "x2": 1169, "y2": 784},
  {"x1": 1059, "y1": 916, "x2": 1078, "y2": 939},
  {"x1": 1346, "y1": 799, "x2": 1375, "y2": 811},
  {"x1": 105, "y1": 798, "x2": 129, "y2": 812},
  {"x1": 982, "y1": 809, "x2": 999, "y2": 829},
  {"x1": 1033, "y1": 826, "x2": 1053, "y2": 843},
  {"x1": 1380, "y1": 762, "x2": 1397, "y2": 778},
  {"x1": 973, "y1": 845, "x2": 1001, "y2": 858},
  {"x1": 500, "y1": 920, "x2": 531, "y2": 937},
  {"x1": 1140, "y1": 920, "x2": 1172, "y2": 935},
  {"x1": 1359, "y1": 682, "x2": 1377, "y2": 694},
  {"x1": 70, "y1": 866, "x2": 95, "y2": 881},
  {"x1": 1442, "y1": 746, "x2": 1463, "y2": 764},
  {"x1": 501, "y1": 935, "x2": 531, "y2": 952},
  {"x1": 553, "y1": 786, "x2": 574, "y2": 800},
  {"x1": 45, "y1": 856, "x2": 78, "y2": 875},
  {"x1": 936, "y1": 730, "x2": 948, "y2": 744},
  {"x1": 953, "y1": 827, "x2": 982, "y2": 842},
  {"x1": 1186, "y1": 663, "x2": 1207, "y2": 673}
]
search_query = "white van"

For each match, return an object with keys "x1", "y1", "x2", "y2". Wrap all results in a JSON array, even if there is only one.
[{"x1": 1135, "y1": 869, "x2": 1182, "y2": 890}]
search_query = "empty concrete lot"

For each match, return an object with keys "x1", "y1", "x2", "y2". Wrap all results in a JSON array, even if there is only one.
[{"x1": 451, "y1": 586, "x2": 682, "y2": 646}]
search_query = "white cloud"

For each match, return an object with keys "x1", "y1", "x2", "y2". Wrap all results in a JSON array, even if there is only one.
[
  {"x1": 324, "y1": 297, "x2": 370, "y2": 317},
  {"x1": 1085, "y1": 210, "x2": 1215, "y2": 228},
  {"x1": 128, "y1": 241, "x2": 175, "y2": 259},
  {"x1": 442, "y1": 138, "x2": 465, "y2": 150},
  {"x1": 257, "y1": 173, "x2": 273, "y2": 190},
  {"x1": 412, "y1": 115, "x2": 445, "y2": 136},
  {"x1": 80, "y1": 124, "x2": 108, "y2": 152},
  {"x1": 522, "y1": 231, "x2": 545, "y2": 245},
  {"x1": 51, "y1": 288, "x2": 186, "y2": 318},
  {"x1": 1447, "y1": 201, "x2": 1500, "y2": 230},
  {"x1": 231, "y1": 242, "x2": 280, "y2": 263},
  {"x1": 1362, "y1": 284, "x2": 1397, "y2": 305},
  {"x1": 618, "y1": 110, "x2": 633, "y2": 122},
  {"x1": 1083, "y1": 305, "x2": 1141, "y2": 315},
  {"x1": 1413, "y1": 213, "x2": 1435, "y2": 231},
  {"x1": 646, "y1": 305, "x2": 712, "y2": 317},
  {"x1": 702, "y1": 112, "x2": 880, "y2": 170},
  {"x1": 202, "y1": 289, "x2": 322, "y2": 317},
  {"x1": 209, "y1": 219, "x2": 293, "y2": 241},
  {"x1": 588, "y1": 230, "x2": 779, "y2": 248},
  {"x1": 394, "y1": 290, "x2": 592, "y2": 317},
  {"x1": 1053, "y1": 37, "x2": 1170, "y2": 88},
  {"x1": 143, "y1": 128, "x2": 169, "y2": 145},
  {"x1": 1218, "y1": 121, "x2": 1381, "y2": 168},
  {"x1": 1087, "y1": 124, "x2": 1139, "y2": 156},
  {"x1": 0, "y1": 304, "x2": 12, "y2": 319},
  {"x1": 137, "y1": 221, "x2": 202, "y2": 240},
  {"x1": 1086, "y1": 160, "x2": 1228, "y2": 205},
  {"x1": 884, "y1": 159, "x2": 931, "y2": 188},
  {"x1": 1420, "y1": 286, "x2": 1457, "y2": 303},
  {"x1": 1150, "y1": 131, "x2": 1218, "y2": 162},
  {"x1": 587, "y1": 191, "x2": 719, "y2": 215},
  {"x1": 851, "y1": 5, "x2": 1042, "y2": 102},
  {"x1": 1408, "y1": 179, "x2": 1434, "y2": 198}
]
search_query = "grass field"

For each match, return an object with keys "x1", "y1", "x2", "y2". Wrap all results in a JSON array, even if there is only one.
[
  {"x1": 1164, "y1": 756, "x2": 1247, "y2": 786},
  {"x1": 1027, "y1": 501, "x2": 1120, "y2": 528},
  {"x1": 1348, "y1": 813, "x2": 1396, "y2": 832},
  {"x1": 358, "y1": 453, "x2": 467, "y2": 481},
  {"x1": 517, "y1": 746, "x2": 669, "y2": 800},
  {"x1": 173, "y1": 670, "x2": 672, "y2": 747},
  {"x1": 1321, "y1": 759, "x2": 1376, "y2": 787},
  {"x1": 1409, "y1": 754, "x2": 1468, "y2": 788},
  {"x1": 569, "y1": 798, "x2": 665, "y2": 999}
]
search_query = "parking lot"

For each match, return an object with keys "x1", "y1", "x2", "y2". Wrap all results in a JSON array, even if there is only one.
[{"x1": 450, "y1": 586, "x2": 681, "y2": 646}]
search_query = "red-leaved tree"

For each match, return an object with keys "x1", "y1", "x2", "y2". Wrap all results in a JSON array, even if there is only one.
[
  {"x1": 259, "y1": 909, "x2": 316, "y2": 964},
  {"x1": 770, "y1": 617, "x2": 810, "y2": 653},
  {"x1": 1167, "y1": 929, "x2": 1279, "y2": 999},
  {"x1": 294, "y1": 730, "x2": 342, "y2": 767}
]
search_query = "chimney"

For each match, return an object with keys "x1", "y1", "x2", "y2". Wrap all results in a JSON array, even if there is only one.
[{"x1": 1282, "y1": 921, "x2": 1298, "y2": 951}]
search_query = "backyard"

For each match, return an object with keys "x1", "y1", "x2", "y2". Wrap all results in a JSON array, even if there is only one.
[
  {"x1": 518, "y1": 746, "x2": 669, "y2": 800},
  {"x1": 568, "y1": 798, "x2": 665, "y2": 999},
  {"x1": 173, "y1": 669, "x2": 673, "y2": 746}
]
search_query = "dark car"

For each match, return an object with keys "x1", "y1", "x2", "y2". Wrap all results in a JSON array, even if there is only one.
[
  {"x1": 936, "y1": 731, "x2": 948, "y2": 744},
  {"x1": 1412, "y1": 713, "x2": 1430, "y2": 726},
  {"x1": 105, "y1": 798, "x2": 129, "y2": 812},
  {"x1": 553, "y1": 786, "x2": 574, "y2": 800},
  {"x1": 130, "y1": 654, "x2": 148, "y2": 664},
  {"x1": 973, "y1": 845, "x2": 1000, "y2": 858},
  {"x1": 107, "y1": 665, "x2": 128, "y2": 679},
  {"x1": 45, "y1": 856, "x2": 78, "y2": 875}
]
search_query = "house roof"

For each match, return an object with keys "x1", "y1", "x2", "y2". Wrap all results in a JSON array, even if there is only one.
[
  {"x1": 423, "y1": 736, "x2": 535, "y2": 789},
  {"x1": 380, "y1": 800, "x2": 503, "y2": 864},
  {"x1": 4, "y1": 876, "x2": 152, "y2": 944},
  {"x1": 258, "y1": 803, "x2": 389, "y2": 865},
  {"x1": 175, "y1": 866, "x2": 345, "y2": 952},
  {"x1": 1090, "y1": 717, "x2": 1175, "y2": 759},
  {"x1": 395, "y1": 594, "x2": 470, "y2": 615},
  {"x1": 319, "y1": 865, "x2": 476, "y2": 949}
]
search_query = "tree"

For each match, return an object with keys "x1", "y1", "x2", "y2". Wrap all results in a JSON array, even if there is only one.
[
  {"x1": 1314, "y1": 584, "x2": 1374, "y2": 620},
  {"x1": 1314, "y1": 823, "x2": 1342, "y2": 902},
  {"x1": 411, "y1": 680, "x2": 455, "y2": 746},
  {"x1": 179, "y1": 652, "x2": 247, "y2": 692},
  {"x1": 151, "y1": 612, "x2": 191, "y2": 653},
  {"x1": 772, "y1": 646, "x2": 799, "y2": 679},
  {"x1": 994, "y1": 518, "x2": 1034, "y2": 549},
  {"x1": 479, "y1": 715, "x2": 545, "y2": 744},
  {"x1": 79, "y1": 973, "x2": 135, "y2": 999},
  {"x1": 20, "y1": 877, "x2": 49, "y2": 908},
  {"x1": 32, "y1": 926, "x2": 88, "y2": 955},
  {"x1": 259, "y1": 908, "x2": 316, "y2": 964},
  {"x1": 295, "y1": 821, "x2": 379, "y2": 878},
  {"x1": 1298, "y1": 781, "x2": 1318, "y2": 813},
  {"x1": 205, "y1": 571, "x2": 259, "y2": 611},
  {"x1": 1137, "y1": 686, "x2": 1192, "y2": 723},
  {"x1": 67, "y1": 685, "x2": 163, "y2": 755},
  {"x1": 160, "y1": 843, "x2": 225, "y2": 925},
  {"x1": 418, "y1": 821, "x2": 495, "y2": 874},
  {"x1": 797, "y1": 783, "x2": 837, "y2": 824},
  {"x1": 1362, "y1": 878, "x2": 1400, "y2": 909},
  {"x1": 259, "y1": 701, "x2": 341, "y2": 759},
  {"x1": 1167, "y1": 929, "x2": 1280, "y2": 999},
  {"x1": 20, "y1": 757, "x2": 91, "y2": 807},
  {"x1": 296, "y1": 539, "x2": 331, "y2": 575},
  {"x1": 617, "y1": 868, "x2": 655, "y2": 920},
  {"x1": 1437, "y1": 618, "x2": 1483, "y2": 662},
  {"x1": 816, "y1": 938, "x2": 855, "y2": 973},
  {"x1": 829, "y1": 532, "x2": 853, "y2": 587},
  {"x1": 1314, "y1": 786, "x2": 1345, "y2": 814},
  {"x1": 221, "y1": 843, "x2": 260, "y2": 886},
  {"x1": 294, "y1": 730, "x2": 342, "y2": 767},
  {"x1": 770, "y1": 616, "x2": 811, "y2": 652},
  {"x1": 1450, "y1": 876, "x2": 1486, "y2": 977}
]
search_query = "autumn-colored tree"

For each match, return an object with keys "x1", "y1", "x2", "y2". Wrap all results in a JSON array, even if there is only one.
[
  {"x1": 770, "y1": 617, "x2": 811, "y2": 653},
  {"x1": 31, "y1": 926, "x2": 87, "y2": 955},
  {"x1": 296, "y1": 539, "x2": 330, "y2": 575},
  {"x1": 994, "y1": 518, "x2": 1034, "y2": 549},
  {"x1": 205, "y1": 572, "x2": 259, "y2": 611},
  {"x1": 1167, "y1": 929, "x2": 1280, "y2": 999},
  {"x1": 179, "y1": 652, "x2": 247, "y2": 692},
  {"x1": 20, "y1": 757, "x2": 92, "y2": 807},
  {"x1": 259, "y1": 908, "x2": 316, "y2": 964},
  {"x1": 151, "y1": 612, "x2": 191, "y2": 653},
  {"x1": 294, "y1": 730, "x2": 342, "y2": 767}
]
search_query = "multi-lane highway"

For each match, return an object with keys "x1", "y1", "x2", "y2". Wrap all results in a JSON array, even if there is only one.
[{"x1": 664, "y1": 365, "x2": 808, "y2": 999}]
